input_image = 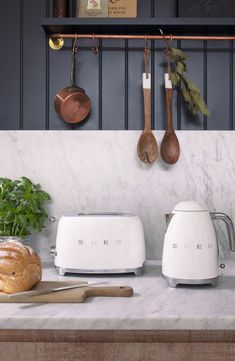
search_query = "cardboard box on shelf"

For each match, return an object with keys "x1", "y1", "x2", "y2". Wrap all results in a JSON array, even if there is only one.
[{"x1": 108, "y1": 0, "x2": 137, "y2": 18}]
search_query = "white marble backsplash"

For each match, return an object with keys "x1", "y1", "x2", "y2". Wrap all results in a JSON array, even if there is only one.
[{"x1": 1, "y1": 130, "x2": 235, "y2": 261}]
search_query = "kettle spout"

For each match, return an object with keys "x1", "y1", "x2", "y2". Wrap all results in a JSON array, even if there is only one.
[{"x1": 165, "y1": 213, "x2": 174, "y2": 229}]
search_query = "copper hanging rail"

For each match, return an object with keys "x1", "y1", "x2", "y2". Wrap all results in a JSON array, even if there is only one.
[
  {"x1": 49, "y1": 33, "x2": 235, "y2": 50},
  {"x1": 51, "y1": 33, "x2": 235, "y2": 41}
]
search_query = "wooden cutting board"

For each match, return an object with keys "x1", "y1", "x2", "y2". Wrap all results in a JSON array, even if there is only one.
[{"x1": 0, "y1": 281, "x2": 134, "y2": 303}]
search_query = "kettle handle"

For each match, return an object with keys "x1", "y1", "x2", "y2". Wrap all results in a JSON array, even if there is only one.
[{"x1": 211, "y1": 212, "x2": 235, "y2": 251}]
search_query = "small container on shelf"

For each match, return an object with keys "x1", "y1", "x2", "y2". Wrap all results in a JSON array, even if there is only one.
[
  {"x1": 53, "y1": 0, "x2": 70, "y2": 17},
  {"x1": 178, "y1": 0, "x2": 235, "y2": 18}
]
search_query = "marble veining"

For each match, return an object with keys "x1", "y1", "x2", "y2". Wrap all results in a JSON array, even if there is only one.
[
  {"x1": 0, "y1": 263, "x2": 235, "y2": 330},
  {"x1": 0, "y1": 130, "x2": 235, "y2": 261}
]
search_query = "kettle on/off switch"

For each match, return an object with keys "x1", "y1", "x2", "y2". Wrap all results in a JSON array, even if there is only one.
[{"x1": 162, "y1": 201, "x2": 235, "y2": 287}]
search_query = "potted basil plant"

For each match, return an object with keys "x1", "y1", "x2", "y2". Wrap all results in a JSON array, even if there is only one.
[{"x1": 0, "y1": 177, "x2": 51, "y2": 244}]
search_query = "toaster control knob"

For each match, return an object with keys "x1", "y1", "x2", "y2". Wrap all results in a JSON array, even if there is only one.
[
  {"x1": 51, "y1": 245, "x2": 57, "y2": 256},
  {"x1": 220, "y1": 263, "x2": 225, "y2": 269}
]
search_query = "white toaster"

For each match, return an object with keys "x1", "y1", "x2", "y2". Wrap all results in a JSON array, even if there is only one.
[{"x1": 52, "y1": 213, "x2": 146, "y2": 276}]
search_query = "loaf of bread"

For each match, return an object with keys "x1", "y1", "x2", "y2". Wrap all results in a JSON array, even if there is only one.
[{"x1": 0, "y1": 241, "x2": 42, "y2": 294}]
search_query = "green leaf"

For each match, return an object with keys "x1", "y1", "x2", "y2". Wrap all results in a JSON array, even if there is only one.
[
  {"x1": 165, "y1": 48, "x2": 189, "y2": 62},
  {"x1": 182, "y1": 75, "x2": 200, "y2": 94},
  {"x1": 169, "y1": 72, "x2": 180, "y2": 87},
  {"x1": 164, "y1": 45, "x2": 209, "y2": 117},
  {"x1": 176, "y1": 61, "x2": 187, "y2": 75},
  {"x1": 0, "y1": 177, "x2": 51, "y2": 237},
  {"x1": 182, "y1": 88, "x2": 191, "y2": 103},
  {"x1": 192, "y1": 91, "x2": 210, "y2": 117},
  {"x1": 38, "y1": 190, "x2": 51, "y2": 201}
]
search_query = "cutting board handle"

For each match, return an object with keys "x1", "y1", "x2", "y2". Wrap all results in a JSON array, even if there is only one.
[{"x1": 85, "y1": 286, "x2": 133, "y2": 298}]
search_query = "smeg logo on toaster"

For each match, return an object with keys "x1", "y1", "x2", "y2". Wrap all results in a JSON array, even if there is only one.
[{"x1": 77, "y1": 239, "x2": 123, "y2": 246}]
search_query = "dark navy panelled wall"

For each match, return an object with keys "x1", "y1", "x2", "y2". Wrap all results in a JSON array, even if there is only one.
[{"x1": 0, "y1": 0, "x2": 234, "y2": 130}]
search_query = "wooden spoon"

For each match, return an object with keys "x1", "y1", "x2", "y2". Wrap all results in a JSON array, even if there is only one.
[
  {"x1": 160, "y1": 73, "x2": 180, "y2": 165},
  {"x1": 137, "y1": 73, "x2": 158, "y2": 164}
]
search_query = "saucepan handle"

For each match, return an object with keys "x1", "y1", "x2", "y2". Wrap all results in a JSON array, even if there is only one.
[{"x1": 71, "y1": 37, "x2": 78, "y2": 87}]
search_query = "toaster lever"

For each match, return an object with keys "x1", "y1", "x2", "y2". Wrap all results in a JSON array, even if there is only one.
[{"x1": 51, "y1": 245, "x2": 57, "y2": 256}]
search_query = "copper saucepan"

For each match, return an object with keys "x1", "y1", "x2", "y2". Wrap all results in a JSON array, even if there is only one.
[{"x1": 54, "y1": 39, "x2": 91, "y2": 124}]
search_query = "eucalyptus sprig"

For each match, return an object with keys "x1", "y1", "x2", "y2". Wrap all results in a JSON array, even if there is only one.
[
  {"x1": 165, "y1": 47, "x2": 210, "y2": 117},
  {"x1": 0, "y1": 177, "x2": 51, "y2": 238}
]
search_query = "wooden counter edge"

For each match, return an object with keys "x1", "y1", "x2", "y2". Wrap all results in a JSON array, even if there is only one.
[{"x1": 0, "y1": 330, "x2": 235, "y2": 343}]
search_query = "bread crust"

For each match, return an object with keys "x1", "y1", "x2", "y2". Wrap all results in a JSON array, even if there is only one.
[{"x1": 0, "y1": 241, "x2": 42, "y2": 293}]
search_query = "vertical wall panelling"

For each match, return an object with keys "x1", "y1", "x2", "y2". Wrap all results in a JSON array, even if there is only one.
[
  {"x1": 151, "y1": 0, "x2": 155, "y2": 17},
  {"x1": 176, "y1": 40, "x2": 182, "y2": 130},
  {"x1": 98, "y1": 40, "x2": 103, "y2": 130},
  {"x1": 23, "y1": 0, "x2": 47, "y2": 130},
  {"x1": 45, "y1": 0, "x2": 51, "y2": 130},
  {"x1": 155, "y1": 0, "x2": 177, "y2": 17},
  {"x1": 203, "y1": 41, "x2": 208, "y2": 130},
  {"x1": 71, "y1": 0, "x2": 76, "y2": 17},
  {"x1": 128, "y1": 40, "x2": 146, "y2": 130},
  {"x1": 49, "y1": 42, "x2": 73, "y2": 130},
  {"x1": 230, "y1": 41, "x2": 234, "y2": 130},
  {"x1": 137, "y1": 0, "x2": 152, "y2": 18},
  {"x1": 207, "y1": 41, "x2": 230, "y2": 130},
  {"x1": 232, "y1": 41, "x2": 235, "y2": 131},
  {"x1": 72, "y1": 39, "x2": 100, "y2": 130},
  {"x1": 0, "y1": 0, "x2": 234, "y2": 131},
  {"x1": 125, "y1": 40, "x2": 129, "y2": 130},
  {"x1": 49, "y1": 0, "x2": 53, "y2": 15},
  {"x1": 154, "y1": 40, "x2": 165, "y2": 131},
  {"x1": 128, "y1": 0, "x2": 152, "y2": 130},
  {"x1": 48, "y1": 0, "x2": 73, "y2": 130},
  {"x1": 20, "y1": 0, "x2": 24, "y2": 129},
  {"x1": 151, "y1": 40, "x2": 155, "y2": 130},
  {"x1": 180, "y1": 40, "x2": 204, "y2": 130},
  {"x1": 154, "y1": 40, "x2": 179, "y2": 131},
  {"x1": 102, "y1": 40, "x2": 125, "y2": 130},
  {"x1": 150, "y1": 1, "x2": 155, "y2": 130},
  {"x1": 0, "y1": 1, "x2": 21, "y2": 129}
]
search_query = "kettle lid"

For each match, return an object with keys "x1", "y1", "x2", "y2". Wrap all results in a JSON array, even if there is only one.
[{"x1": 173, "y1": 201, "x2": 208, "y2": 212}]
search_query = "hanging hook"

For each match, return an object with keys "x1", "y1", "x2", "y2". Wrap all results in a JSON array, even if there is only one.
[
  {"x1": 144, "y1": 35, "x2": 150, "y2": 50},
  {"x1": 159, "y1": 28, "x2": 173, "y2": 50},
  {"x1": 159, "y1": 29, "x2": 173, "y2": 76},
  {"x1": 144, "y1": 36, "x2": 151, "y2": 79},
  {"x1": 71, "y1": 35, "x2": 78, "y2": 86},
  {"x1": 72, "y1": 34, "x2": 78, "y2": 55},
  {"x1": 92, "y1": 34, "x2": 99, "y2": 55}
]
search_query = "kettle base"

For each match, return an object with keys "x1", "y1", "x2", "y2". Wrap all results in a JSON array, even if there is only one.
[{"x1": 163, "y1": 274, "x2": 219, "y2": 288}]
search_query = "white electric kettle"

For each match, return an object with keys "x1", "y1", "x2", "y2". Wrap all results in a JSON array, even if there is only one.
[{"x1": 162, "y1": 201, "x2": 235, "y2": 287}]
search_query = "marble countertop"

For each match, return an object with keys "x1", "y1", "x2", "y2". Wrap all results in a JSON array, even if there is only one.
[{"x1": 1, "y1": 261, "x2": 235, "y2": 330}]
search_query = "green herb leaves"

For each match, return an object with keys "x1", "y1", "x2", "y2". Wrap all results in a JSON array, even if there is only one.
[
  {"x1": 0, "y1": 177, "x2": 51, "y2": 238},
  {"x1": 165, "y1": 47, "x2": 209, "y2": 117}
]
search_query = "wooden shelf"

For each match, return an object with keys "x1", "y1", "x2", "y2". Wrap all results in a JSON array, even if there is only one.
[{"x1": 42, "y1": 17, "x2": 235, "y2": 36}]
